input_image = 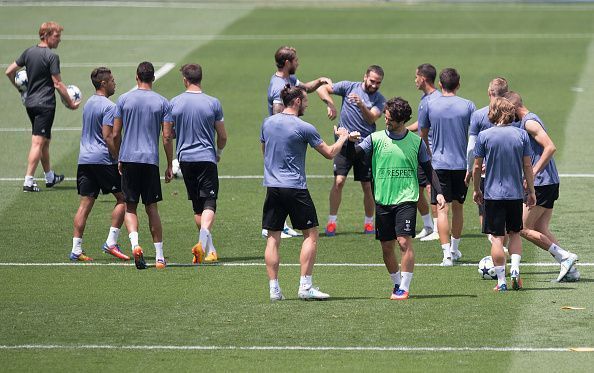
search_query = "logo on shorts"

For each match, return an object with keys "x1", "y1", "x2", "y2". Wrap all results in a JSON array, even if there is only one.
[
  {"x1": 209, "y1": 190, "x2": 215, "y2": 197},
  {"x1": 112, "y1": 186, "x2": 117, "y2": 190},
  {"x1": 405, "y1": 219, "x2": 411, "y2": 232},
  {"x1": 307, "y1": 220, "x2": 312, "y2": 225}
]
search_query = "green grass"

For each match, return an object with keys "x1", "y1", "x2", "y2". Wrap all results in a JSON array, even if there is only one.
[{"x1": 1, "y1": 2, "x2": 593, "y2": 371}]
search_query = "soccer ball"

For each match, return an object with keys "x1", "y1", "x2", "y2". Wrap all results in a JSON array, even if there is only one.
[
  {"x1": 561, "y1": 267, "x2": 580, "y2": 282},
  {"x1": 14, "y1": 70, "x2": 28, "y2": 92},
  {"x1": 478, "y1": 256, "x2": 497, "y2": 280},
  {"x1": 61, "y1": 84, "x2": 82, "y2": 106},
  {"x1": 172, "y1": 159, "x2": 183, "y2": 178}
]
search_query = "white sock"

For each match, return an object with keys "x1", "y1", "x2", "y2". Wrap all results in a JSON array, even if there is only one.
[
  {"x1": 154, "y1": 242, "x2": 164, "y2": 261},
  {"x1": 441, "y1": 243, "x2": 451, "y2": 259},
  {"x1": 199, "y1": 228, "x2": 210, "y2": 251},
  {"x1": 327, "y1": 215, "x2": 337, "y2": 223},
  {"x1": 299, "y1": 275, "x2": 312, "y2": 290},
  {"x1": 400, "y1": 272, "x2": 413, "y2": 292},
  {"x1": 495, "y1": 265, "x2": 506, "y2": 286},
  {"x1": 510, "y1": 254, "x2": 521, "y2": 275},
  {"x1": 72, "y1": 237, "x2": 83, "y2": 255},
  {"x1": 207, "y1": 234, "x2": 216, "y2": 255},
  {"x1": 283, "y1": 221, "x2": 290, "y2": 229},
  {"x1": 451, "y1": 237, "x2": 461, "y2": 254},
  {"x1": 433, "y1": 218, "x2": 438, "y2": 233},
  {"x1": 269, "y1": 279, "x2": 280, "y2": 293},
  {"x1": 24, "y1": 175, "x2": 35, "y2": 187},
  {"x1": 390, "y1": 271, "x2": 401, "y2": 287},
  {"x1": 421, "y1": 214, "x2": 433, "y2": 229},
  {"x1": 44, "y1": 170, "x2": 55, "y2": 183},
  {"x1": 364, "y1": 216, "x2": 374, "y2": 225},
  {"x1": 548, "y1": 243, "x2": 569, "y2": 262},
  {"x1": 106, "y1": 227, "x2": 120, "y2": 247},
  {"x1": 129, "y1": 232, "x2": 139, "y2": 248}
]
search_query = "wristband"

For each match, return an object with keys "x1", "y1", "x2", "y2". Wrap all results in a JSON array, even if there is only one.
[{"x1": 216, "y1": 148, "x2": 224, "y2": 157}]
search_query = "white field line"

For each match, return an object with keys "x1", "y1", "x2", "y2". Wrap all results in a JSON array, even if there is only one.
[
  {"x1": 1, "y1": 174, "x2": 594, "y2": 182},
  {"x1": 0, "y1": 262, "x2": 591, "y2": 268},
  {"x1": 1, "y1": 34, "x2": 593, "y2": 42},
  {"x1": 0, "y1": 344, "x2": 582, "y2": 352},
  {"x1": 0, "y1": 62, "x2": 169, "y2": 68}
]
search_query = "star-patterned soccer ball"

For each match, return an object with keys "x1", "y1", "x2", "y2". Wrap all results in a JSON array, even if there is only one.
[
  {"x1": 14, "y1": 70, "x2": 28, "y2": 92},
  {"x1": 61, "y1": 84, "x2": 82, "y2": 107},
  {"x1": 478, "y1": 256, "x2": 497, "y2": 280}
]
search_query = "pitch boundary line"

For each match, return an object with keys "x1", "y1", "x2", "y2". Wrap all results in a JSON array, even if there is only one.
[
  {"x1": 0, "y1": 344, "x2": 586, "y2": 352},
  {"x1": 0, "y1": 262, "x2": 591, "y2": 267},
  {"x1": 0, "y1": 62, "x2": 169, "y2": 69},
  {"x1": 1, "y1": 33, "x2": 593, "y2": 42}
]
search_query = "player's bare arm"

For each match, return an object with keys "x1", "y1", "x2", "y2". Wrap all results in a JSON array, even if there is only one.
[{"x1": 525, "y1": 119, "x2": 556, "y2": 176}]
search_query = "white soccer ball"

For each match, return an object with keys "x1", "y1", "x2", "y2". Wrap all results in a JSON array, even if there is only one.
[
  {"x1": 478, "y1": 256, "x2": 497, "y2": 280},
  {"x1": 172, "y1": 159, "x2": 182, "y2": 178},
  {"x1": 15, "y1": 70, "x2": 28, "y2": 92},
  {"x1": 562, "y1": 267, "x2": 580, "y2": 282},
  {"x1": 61, "y1": 84, "x2": 82, "y2": 106}
]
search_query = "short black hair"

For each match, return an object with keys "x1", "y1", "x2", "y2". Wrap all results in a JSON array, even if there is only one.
[
  {"x1": 417, "y1": 63, "x2": 436, "y2": 84},
  {"x1": 180, "y1": 63, "x2": 202, "y2": 85},
  {"x1": 439, "y1": 68, "x2": 460, "y2": 92},
  {"x1": 90, "y1": 67, "x2": 112, "y2": 90},
  {"x1": 136, "y1": 61, "x2": 155, "y2": 83}
]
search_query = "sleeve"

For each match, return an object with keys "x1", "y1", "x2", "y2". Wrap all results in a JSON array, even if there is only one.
[
  {"x1": 469, "y1": 111, "x2": 480, "y2": 136},
  {"x1": 417, "y1": 140, "x2": 430, "y2": 163},
  {"x1": 114, "y1": 97, "x2": 123, "y2": 119},
  {"x1": 331, "y1": 81, "x2": 348, "y2": 97},
  {"x1": 102, "y1": 103, "x2": 115, "y2": 127},
  {"x1": 49, "y1": 53, "x2": 60, "y2": 75},
  {"x1": 15, "y1": 50, "x2": 26, "y2": 67},
  {"x1": 473, "y1": 133, "x2": 486, "y2": 158},
  {"x1": 522, "y1": 132, "x2": 533, "y2": 157},
  {"x1": 418, "y1": 100, "x2": 430, "y2": 129},
  {"x1": 163, "y1": 98, "x2": 172, "y2": 122},
  {"x1": 306, "y1": 124, "x2": 323, "y2": 148},
  {"x1": 215, "y1": 99, "x2": 224, "y2": 122},
  {"x1": 270, "y1": 80, "x2": 283, "y2": 105},
  {"x1": 291, "y1": 75, "x2": 300, "y2": 88},
  {"x1": 419, "y1": 160, "x2": 443, "y2": 196},
  {"x1": 260, "y1": 121, "x2": 266, "y2": 143},
  {"x1": 372, "y1": 93, "x2": 386, "y2": 113}
]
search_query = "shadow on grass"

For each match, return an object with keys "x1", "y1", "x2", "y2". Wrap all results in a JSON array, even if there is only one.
[
  {"x1": 520, "y1": 286, "x2": 577, "y2": 291},
  {"x1": 220, "y1": 256, "x2": 264, "y2": 262}
]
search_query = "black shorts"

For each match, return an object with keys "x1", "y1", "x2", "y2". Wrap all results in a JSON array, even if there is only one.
[
  {"x1": 120, "y1": 162, "x2": 162, "y2": 205},
  {"x1": 431, "y1": 169, "x2": 468, "y2": 204},
  {"x1": 417, "y1": 166, "x2": 429, "y2": 188},
  {"x1": 333, "y1": 145, "x2": 372, "y2": 182},
  {"x1": 262, "y1": 187, "x2": 318, "y2": 231},
  {"x1": 375, "y1": 202, "x2": 417, "y2": 241},
  {"x1": 482, "y1": 199, "x2": 523, "y2": 236},
  {"x1": 77, "y1": 164, "x2": 121, "y2": 198},
  {"x1": 529, "y1": 184, "x2": 559, "y2": 209},
  {"x1": 26, "y1": 107, "x2": 55, "y2": 139},
  {"x1": 180, "y1": 161, "x2": 218, "y2": 214}
]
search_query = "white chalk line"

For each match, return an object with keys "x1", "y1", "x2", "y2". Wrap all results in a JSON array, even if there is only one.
[
  {"x1": 0, "y1": 344, "x2": 586, "y2": 352},
  {"x1": 1, "y1": 34, "x2": 593, "y2": 42},
  {"x1": 0, "y1": 262, "x2": 591, "y2": 268},
  {"x1": 0, "y1": 62, "x2": 169, "y2": 69}
]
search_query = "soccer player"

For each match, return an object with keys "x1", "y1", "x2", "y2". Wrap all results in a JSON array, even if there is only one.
[
  {"x1": 473, "y1": 97, "x2": 536, "y2": 291},
  {"x1": 419, "y1": 68, "x2": 475, "y2": 266},
  {"x1": 261, "y1": 85, "x2": 351, "y2": 301},
  {"x1": 347, "y1": 97, "x2": 445, "y2": 300},
  {"x1": 263, "y1": 45, "x2": 332, "y2": 239},
  {"x1": 112, "y1": 61, "x2": 174, "y2": 270},
  {"x1": 505, "y1": 91, "x2": 580, "y2": 282},
  {"x1": 466, "y1": 77, "x2": 513, "y2": 246},
  {"x1": 70, "y1": 67, "x2": 129, "y2": 262},
  {"x1": 5, "y1": 21, "x2": 79, "y2": 192},
  {"x1": 318, "y1": 65, "x2": 386, "y2": 236},
  {"x1": 406, "y1": 63, "x2": 442, "y2": 241},
  {"x1": 169, "y1": 64, "x2": 228, "y2": 264}
]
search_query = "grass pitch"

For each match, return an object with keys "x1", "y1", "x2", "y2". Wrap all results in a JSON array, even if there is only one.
[{"x1": 0, "y1": 1, "x2": 593, "y2": 371}]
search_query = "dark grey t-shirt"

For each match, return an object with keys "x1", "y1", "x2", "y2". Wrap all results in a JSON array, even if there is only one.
[{"x1": 15, "y1": 46, "x2": 60, "y2": 109}]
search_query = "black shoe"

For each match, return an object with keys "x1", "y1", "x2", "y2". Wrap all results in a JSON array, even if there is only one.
[
  {"x1": 46, "y1": 174, "x2": 64, "y2": 188},
  {"x1": 23, "y1": 184, "x2": 41, "y2": 192}
]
